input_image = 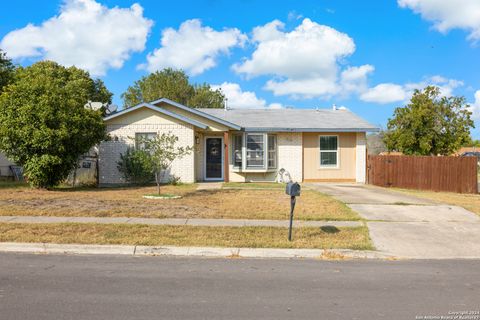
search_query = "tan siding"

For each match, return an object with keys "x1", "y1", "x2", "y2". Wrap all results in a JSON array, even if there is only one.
[
  {"x1": 303, "y1": 132, "x2": 356, "y2": 181},
  {"x1": 106, "y1": 108, "x2": 178, "y2": 126}
]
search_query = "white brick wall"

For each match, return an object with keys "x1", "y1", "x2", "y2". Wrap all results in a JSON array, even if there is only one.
[{"x1": 99, "y1": 123, "x2": 195, "y2": 185}]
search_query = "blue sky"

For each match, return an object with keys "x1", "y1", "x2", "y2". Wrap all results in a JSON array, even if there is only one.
[{"x1": 1, "y1": 0, "x2": 480, "y2": 136}]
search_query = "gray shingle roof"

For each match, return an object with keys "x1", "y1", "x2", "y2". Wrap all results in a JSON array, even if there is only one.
[{"x1": 196, "y1": 108, "x2": 378, "y2": 132}]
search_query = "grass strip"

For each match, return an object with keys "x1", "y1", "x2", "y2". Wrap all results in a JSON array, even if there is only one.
[{"x1": 0, "y1": 223, "x2": 373, "y2": 250}]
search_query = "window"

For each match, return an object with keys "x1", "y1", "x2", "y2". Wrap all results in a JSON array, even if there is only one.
[
  {"x1": 232, "y1": 133, "x2": 278, "y2": 170},
  {"x1": 135, "y1": 132, "x2": 156, "y2": 150},
  {"x1": 319, "y1": 135, "x2": 338, "y2": 167},
  {"x1": 267, "y1": 135, "x2": 277, "y2": 169},
  {"x1": 246, "y1": 134, "x2": 264, "y2": 168},
  {"x1": 232, "y1": 134, "x2": 243, "y2": 168}
]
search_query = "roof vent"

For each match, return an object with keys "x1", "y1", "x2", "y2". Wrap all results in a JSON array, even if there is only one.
[
  {"x1": 224, "y1": 98, "x2": 229, "y2": 111},
  {"x1": 332, "y1": 104, "x2": 337, "y2": 111}
]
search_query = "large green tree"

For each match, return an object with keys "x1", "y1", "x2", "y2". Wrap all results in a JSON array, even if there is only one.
[
  {"x1": 383, "y1": 86, "x2": 474, "y2": 156},
  {"x1": 0, "y1": 61, "x2": 112, "y2": 188},
  {"x1": 0, "y1": 49, "x2": 15, "y2": 94},
  {"x1": 121, "y1": 68, "x2": 225, "y2": 108}
]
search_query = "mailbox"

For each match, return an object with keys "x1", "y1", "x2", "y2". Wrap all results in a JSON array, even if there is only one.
[{"x1": 285, "y1": 182, "x2": 301, "y2": 197}]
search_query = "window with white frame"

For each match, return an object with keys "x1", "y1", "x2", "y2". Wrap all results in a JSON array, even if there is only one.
[
  {"x1": 319, "y1": 135, "x2": 338, "y2": 167},
  {"x1": 232, "y1": 133, "x2": 277, "y2": 170},
  {"x1": 246, "y1": 134, "x2": 264, "y2": 167},
  {"x1": 232, "y1": 134, "x2": 243, "y2": 168},
  {"x1": 135, "y1": 132, "x2": 156, "y2": 150},
  {"x1": 267, "y1": 135, "x2": 277, "y2": 169}
]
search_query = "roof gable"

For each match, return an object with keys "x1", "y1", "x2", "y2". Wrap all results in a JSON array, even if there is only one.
[
  {"x1": 149, "y1": 98, "x2": 241, "y2": 130},
  {"x1": 103, "y1": 103, "x2": 208, "y2": 129}
]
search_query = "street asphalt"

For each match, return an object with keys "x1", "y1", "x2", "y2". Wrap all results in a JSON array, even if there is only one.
[{"x1": 0, "y1": 253, "x2": 479, "y2": 320}]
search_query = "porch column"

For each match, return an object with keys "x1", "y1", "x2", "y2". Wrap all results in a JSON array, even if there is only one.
[{"x1": 223, "y1": 131, "x2": 229, "y2": 182}]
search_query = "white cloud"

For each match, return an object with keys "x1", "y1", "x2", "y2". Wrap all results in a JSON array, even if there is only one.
[
  {"x1": 360, "y1": 75, "x2": 464, "y2": 104},
  {"x1": 398, "y1": 0, "x2": 480, "y2": 41},
  {"x1": 141, "y1": 19, "x2": 246, "y2": 76},
  {"x1": 233, "y1": 18, "x2": 366, "y2": 99},
  {"x1": 212, "y1": 82, "x2": 282, "y2": 109},
  {"x1": 468, "y1": 90, "x2": 480, "y2": 119},
  {"x1": 360, "y1": 83, "x2": 407, "y2": 104},
  {"x1": 340, "y1": 65, "x2": 375, "y2": 95},
  {"x1": 404, "y1": 76, "x2": 463, "y2": 98},
  {"x1": 0, "y1": 0, "x2": 153, "y2": 76}
]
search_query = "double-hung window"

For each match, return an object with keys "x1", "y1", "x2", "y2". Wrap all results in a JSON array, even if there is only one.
[
  {"x1": 233, "y1": 133, "x2": 277, "y2": 170},
  {"x1": 319, "y1": 135, "x2": 338, "y2": 168},
  {"x1": 135, "y1": 132, "x2": 156, "y2": 150},
  {"x1": 246, "y1": 134, "x2": 264, "y2": 167}
]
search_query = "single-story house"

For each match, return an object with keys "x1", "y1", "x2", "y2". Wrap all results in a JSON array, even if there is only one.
[{"x1": 99, "y1": 98, "x2": 378, "y2": 185}]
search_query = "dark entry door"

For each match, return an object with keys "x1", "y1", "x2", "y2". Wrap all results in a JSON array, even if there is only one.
[{"x1": 205, "y1": 138, "x2": 223, "y2": 180}]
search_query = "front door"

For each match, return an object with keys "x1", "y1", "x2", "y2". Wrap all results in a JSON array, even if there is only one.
[{"x1": 205, "y1": 137, "x2": 223, "y2": 180}]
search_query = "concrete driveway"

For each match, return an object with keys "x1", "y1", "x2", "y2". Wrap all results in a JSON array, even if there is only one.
[{"x1": 307, "y1": 183, "x2": 480, "y2": 259}]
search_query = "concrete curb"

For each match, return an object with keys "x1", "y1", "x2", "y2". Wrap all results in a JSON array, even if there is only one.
[{"x1": 0, "y1": 242, "x2": 396, "y2": 260}]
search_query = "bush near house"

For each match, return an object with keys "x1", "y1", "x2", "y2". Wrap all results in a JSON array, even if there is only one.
[
  {"x1": 117, "y1": 148, "x2": 154, "y2": 185},
  {"x1": 0, "y1": 61, "x2": 112, "y2": 188}
]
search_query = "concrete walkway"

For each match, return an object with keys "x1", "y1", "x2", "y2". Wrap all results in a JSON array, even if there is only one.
[
  {"x1": 307, "y1": 183, "x2": 480, "y2": 259},
  {"x1": 0, "y1": 215, "x2": 362, "y2": 228},
  {"x1": 196, "y1": 182, "x2": 222, "y2": 191}
]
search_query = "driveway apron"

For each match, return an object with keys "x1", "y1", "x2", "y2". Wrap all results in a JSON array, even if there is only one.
[{"x1": 307, "y1": 183, "x2": 480, "y2": 259}]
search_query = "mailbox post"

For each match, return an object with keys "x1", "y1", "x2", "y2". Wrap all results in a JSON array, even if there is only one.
[{"x1": 285, "y1": 182, "x2": 301, "y2": 241}]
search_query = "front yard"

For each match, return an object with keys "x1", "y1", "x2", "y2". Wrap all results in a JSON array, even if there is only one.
[
  {"x1": 0, "y1": 183, "x2": 359, "y2": 221},
  {"x1": 0, "y1": 182, "x2": 371, "y2": 250},
  {"x1": 0, "y1": 223, "x2": 372, "y2": 250}
]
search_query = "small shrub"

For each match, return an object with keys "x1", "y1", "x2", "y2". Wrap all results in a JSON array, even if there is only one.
[
  {"x1": 117, "y1": 147, "x2": 154, "y2": 185},
  {"x1": 168, "y1": 174, "x2": 182, "y2": 186}
]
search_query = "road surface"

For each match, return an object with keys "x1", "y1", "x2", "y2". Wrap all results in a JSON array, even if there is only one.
[{"x1": 0, "y1": 253, "x2": 479, "y2": 319}]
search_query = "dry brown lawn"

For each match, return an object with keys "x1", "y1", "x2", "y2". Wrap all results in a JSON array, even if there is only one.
[
  {"x1": 0, "y1": 183, "x2": 358, "y2": 220},
  {"x1": 0, "y1": 222, "x2": 372, "y2": 250},
  {"x1": 395, "y1": 188, "x2": 480, "y2": 217}
]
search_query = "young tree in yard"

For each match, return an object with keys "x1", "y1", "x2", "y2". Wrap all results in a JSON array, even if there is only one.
[
  {"x1": 383, "y1": 86, "x2": 474, "y2": 156},
  {"x1": 144, "y1": 133, "x2": 193, "y2": 195},
  {"x1": 121, "y1": 68, "x2": 225, "y2": 108},
  {"x1": 0, "y1": 61, "x2": 112, "y2": 188}
]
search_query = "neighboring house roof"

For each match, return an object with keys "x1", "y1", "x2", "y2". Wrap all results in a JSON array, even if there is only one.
[
  {"x1": 103, "y1": 102, "x2": 209, "y2": 129},
  {"x1": 197, "y1": 108, "x2": 379, "y2": 132}
]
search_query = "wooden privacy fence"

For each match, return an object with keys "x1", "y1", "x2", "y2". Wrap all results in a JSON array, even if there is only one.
[{"x1": 367, "y1": 155, "x2": 478, "y2": 194}]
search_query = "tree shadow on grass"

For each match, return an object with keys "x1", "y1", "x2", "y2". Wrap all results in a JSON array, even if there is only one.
[{"x1": 320, "y1": 226, "x2": 340, "y2": 234}]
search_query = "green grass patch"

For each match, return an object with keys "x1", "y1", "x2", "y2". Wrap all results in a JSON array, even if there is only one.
[{"x1": 0, "y1": 181, "x2": 28, "y2": 189}]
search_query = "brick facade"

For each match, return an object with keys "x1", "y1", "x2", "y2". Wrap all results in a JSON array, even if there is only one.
[{"x1": 99, "y1": 123, "x2": 195, "y2": 185}]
